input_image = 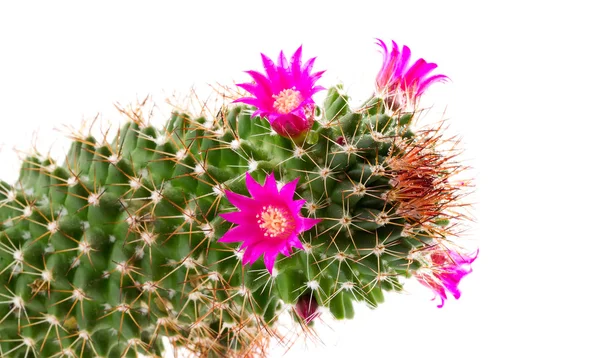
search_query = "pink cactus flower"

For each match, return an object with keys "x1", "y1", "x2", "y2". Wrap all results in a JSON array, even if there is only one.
[
  {"x1": 235, "y1": 46, "x2": 325, "y2": 138},
  {"x1": 219, "y1": 173, "x2": 320, "y2": 274},
  {"x1": 376, "y1": 39, "x2": 448, "y2": 107},
  {"x1": 414, "y1": 247, "x2": 478, "y2": 308}
]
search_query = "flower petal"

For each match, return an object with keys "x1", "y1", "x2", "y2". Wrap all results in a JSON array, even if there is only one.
[
  {"x1": 245, "y1": 172, "x2": 263, "y2": 199},
  {"x1": 242, "y1": 245, "x2": 262, "y2": 266},
  {"x1": 290, "y1": 46, "x2": 303, "y2": 78},
  {"x1": 217, "y1": 226, "x2": 245, "y2": 243},
  {"x1": 300, "y1": 217, "x2": 320, "y2": 231},
  {"x1": 261, "y1": 53, "x2": 279, "y2": 84},
  {"x1": 396, "y1": 44, "x2": 411, "y2": 78},
  {"x1": 233, "y1": 96, "x2": 265, "y2": 109},
  {"x1": 263, "y1": 250, "x2": 277, "y2": 274},
  {"x1": 289, "y1": 199, "x2": 306, "y2": 214},
  {"x1": 280, "y1": 245, "x2": 292, "y2": 257},
  {"x1": 220, "y1": 211, "x2": 255, "y2": 226},
  {"x1": 279, "y1": 177, "x2": 299, "y2": 202},
  {"x1": 225, "y1": 191, "x2": 256, "y2": 211},
  {"x1": 287, "y1": 236, "x2": 304, "y2": 250},
  {"x1": 263, "y1": 173, "x2": 278, "y2": 196},
  {"x1": 416, "y1": 74, "x2": 449, "y2": 96}
]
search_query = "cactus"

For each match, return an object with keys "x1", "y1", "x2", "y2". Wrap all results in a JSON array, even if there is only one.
[{"x1": 0, "y1": 40, "x2": 477, "y2": 357}]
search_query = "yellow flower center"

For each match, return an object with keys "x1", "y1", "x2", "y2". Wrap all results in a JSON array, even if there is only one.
[
  {"x1": 273, "y1": 88, "x2": 302, "y2": 114},
  {"x1": 257, "y1": 205, "x2": 291, "y2": 238}
]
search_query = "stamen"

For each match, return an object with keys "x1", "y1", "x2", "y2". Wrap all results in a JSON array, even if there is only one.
[
  {"x1": 256, "y1": 205, "x2": 294, "y2": 238},
  {"x1": 273, "y1": 88, "x2": 302, "y2": 114}
]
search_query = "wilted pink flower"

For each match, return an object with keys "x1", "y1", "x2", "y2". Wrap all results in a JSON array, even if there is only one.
[
  {"x1": 219, "y1": 173, "x2": 320, "y2": 274},
  {"x1": 235, "y1": 46, "x2": 325, "y2": 138},
  {"x1": 414, "y1": 247, "x2": 478, "y2": 308},
  {"x1": 376, "y1": 39, "x2": 448, "y2": 106},
  {"x1": 295, "y1": 293, "x2": 320, "y2": 324}
]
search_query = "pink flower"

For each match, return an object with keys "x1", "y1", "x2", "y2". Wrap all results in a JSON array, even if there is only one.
[
  {"x1": 235, "y1": 46, "x2": 325, "y2": 138},
  {"x1": 414, "y1": 247, "x2": 478, "y2": 308},
  {"x1": 219, "y1": 173, "x2": 320, "y2": 274},
  {"x1": 376, "y1": 39, "x2": 448, "y2": 106}
]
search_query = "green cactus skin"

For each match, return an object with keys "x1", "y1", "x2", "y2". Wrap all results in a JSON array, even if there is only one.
[{"x1": 0, "y1": 85, "x2": 464, "y2": 357}]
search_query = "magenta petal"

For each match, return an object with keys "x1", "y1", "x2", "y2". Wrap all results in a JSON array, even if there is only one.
[
  {"x1": 436, "y1": 296, "x2": 447, "y2": 308},
  {"x1": 291, "y1": 46, "x2": 303, "y2": 75},
  {"x1": 303, "y1": 56, "x2": 316, "y2": 74},
  {"x1": 277, "y1": 50, "x2": 289, "y2": 68},
  {"x1": 280, "y1": 245, "x2": 291, "y2": 256},
  {"x1": 376, "y1": 38, "x2": 388, "y2": 53},
  {"x1": 261, "y1": 53, "x2": 279, "y2": 83},
  {"x1": 245, "y1": 70, "x2": 271, "y2": 87},
  {"x1": 396, "y1": 45, "x2": 411, "y2": 78},
  {"x1": 234, "y1": 83, "x2": 254, "y2": 94},
  {"x1": 416, "y1": 74, "x2": 449, "y2": 96},
  {"x1": 447, "y1": 285, "x2": 462, "y2": 300},
  {"x1": 236, "y1": 83, "x2": 263, "y2": 97},
  {"x1": 300, "y1": 217, "x2": 320, "y2": 231},
  {"x1": 220, "y1": 211, "x2": 254, "y2": 226},
  {"x1": 263, "y1": 173, "x2": 278, "y2": 196},
  {"x1": 279, "y1": 177, "x2": 299, "y2": 201},
  {"x1": 312, "y1": 84, "x2": 326, "y2": 93},
  {"x1": 421, "y1": 276, "x2": 448, "y2": 308},
  {"x1": 218, "y1": 226, "x2": 245, "y2": 243},
  {"x1": 308, "y1": 71, "x2": 326, "y2": 87},
  {"x1": 403, "y1": 60, "x2": 437, "y2": 90},
  {"x1": 234, "y1": 96, "x2": 264, "y2": 109},
  {"x1": 245, "y1": 70, "x2": 274, "y2": 97},
  {"x1": 245, "y1": 172, "x2": 263, "y2": 199},
  {"x1": 411, "y1": 61, "x2": 438, "y2": 83},
  {"x1": 289, "y1": 199, "x2": 306, "y2": 213},
  {"x1": 225, "y1": 191, "x2": 256, "y2": 211},
  {"x1": 437, "y1": 288, "x2": 448, "y2": 306},
  {"x1": 288, "y1": 236, "x2": 304, "y2": 250},
  {"x1": 452, "y1": 248, "x2": 479, "y2": 266},
  {"x1": 242, "y1": 246, "x2": 262, "y2": 265},
  {"x1": 251, "y1": 109, "x2": 263, "y2": 119},
  {"x1": 376, "y1": 39, "x2": 391, "y2": 84},
  {"x1": 263, "y1": 251, "x2": 277, "y2": 274}
]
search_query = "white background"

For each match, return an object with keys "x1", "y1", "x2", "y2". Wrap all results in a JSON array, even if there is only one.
[{"x1": 1, "y1": 1, "x2": 598, "y2": 357}]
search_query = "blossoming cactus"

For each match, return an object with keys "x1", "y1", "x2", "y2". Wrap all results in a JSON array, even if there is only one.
[{"x1": 0, "y1": 39, "x2": 477, "y2": 357}]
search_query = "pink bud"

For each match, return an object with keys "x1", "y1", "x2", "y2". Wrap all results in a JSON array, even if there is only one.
[{"x1": 295, "y1": 294, "x2": 320, "y2": 324}]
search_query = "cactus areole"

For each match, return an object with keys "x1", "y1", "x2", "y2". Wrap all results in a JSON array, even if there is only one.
[{"x1": 0, "y1": 40, "x2": 477, "y2": 357}]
